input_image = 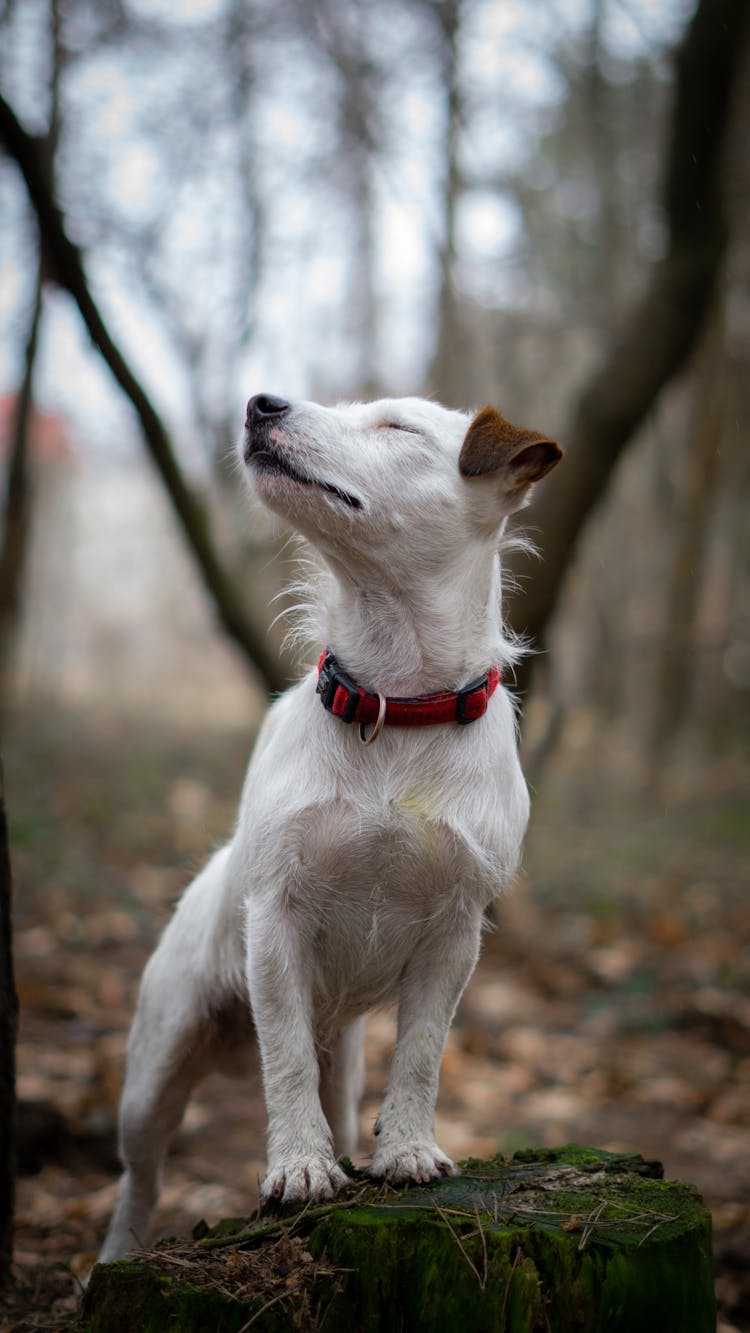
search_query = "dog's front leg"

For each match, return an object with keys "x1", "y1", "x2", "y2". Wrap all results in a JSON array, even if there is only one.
[
  {"x1": 247, "y1": 899, "x2": 349, "y2": 1205},
  {"x1": 370, "y1": 915, "x2": 481, "y2": 1184}
]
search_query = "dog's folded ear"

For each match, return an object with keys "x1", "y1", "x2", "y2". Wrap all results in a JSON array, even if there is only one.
[{"x1": 459, "y1": 406, "x2": 562, "y2": 493}]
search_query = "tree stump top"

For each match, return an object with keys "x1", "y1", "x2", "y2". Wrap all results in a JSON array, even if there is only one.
[{"x1": 79, "y1": 1146, "x2": 714, "y2": 1332}]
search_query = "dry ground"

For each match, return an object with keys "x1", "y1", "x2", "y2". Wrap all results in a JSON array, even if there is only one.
[{"x1": 2, "y1": 701, "x2": 749, "y2": 1330}]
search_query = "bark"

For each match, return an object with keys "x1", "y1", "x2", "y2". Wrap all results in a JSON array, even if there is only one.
[
  {"x1": 0, "y1": 91, "x2": 286, "y2": 696},
  {"x1": 0, "y1": 772, "x2": 17, "y2": 1284},
  {"x1": 508, "y1": 0, "x2": 750, "y2": 695}
]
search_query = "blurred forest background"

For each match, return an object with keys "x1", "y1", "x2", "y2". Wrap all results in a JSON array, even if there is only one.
[{"x1": 0, "y1": 0, "x2": 749, "y2": 1328}]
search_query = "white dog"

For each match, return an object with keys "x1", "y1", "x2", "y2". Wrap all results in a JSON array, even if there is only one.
[{"x1": 97, "y1": 394, "x2": 561, "y2": 1262}]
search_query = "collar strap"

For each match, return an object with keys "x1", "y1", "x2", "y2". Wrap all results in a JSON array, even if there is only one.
[{"x1": 316, "y1": 648, "x2": 501, "y2": 728}]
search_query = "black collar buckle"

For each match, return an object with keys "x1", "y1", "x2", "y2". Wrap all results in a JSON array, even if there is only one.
[
  {"x1": 316, "y1": 650, "x2": 360, "y2": 723},
  {"x1": 455, "y1": 671, "x2": 490, "y2": 724}
]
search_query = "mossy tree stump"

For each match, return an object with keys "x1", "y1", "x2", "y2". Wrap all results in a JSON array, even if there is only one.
[{"x1": 78, "y1": 1147, "x2": 714, "y2": 1332}]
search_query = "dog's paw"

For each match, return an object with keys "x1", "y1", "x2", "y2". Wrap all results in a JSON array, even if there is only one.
[
  {"x1": 261, "y1": 1156, "x2": 350, "y2": 1205},
  {"x1": 369, "y1": 1140, "x2": 457, "y2": 1185}
]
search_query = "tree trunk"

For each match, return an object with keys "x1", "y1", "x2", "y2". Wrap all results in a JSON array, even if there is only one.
[
  {"x1": 427, "y1": 0, "x2": 465, "y2": 409},
  {"x1": 0, "y1": 773, "x2": 18, "y2": 1284},
  {"x1": 0, "y1": 270, "x2": 42, "y2": 699},
  {"x1": 80, "y1": 1146, "x2": 714, "y2": 1332},
  {"x1": 649, "y1": 311, "x2": 725, "y2": 756}
]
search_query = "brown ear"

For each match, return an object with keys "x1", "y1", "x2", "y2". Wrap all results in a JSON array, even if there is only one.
[{"x1": 459, "y1": 405, "x2": 562, "y2": 487}]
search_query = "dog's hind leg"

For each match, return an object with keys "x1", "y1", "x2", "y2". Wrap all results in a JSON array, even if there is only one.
[
  {"x1": 98, "y1": 846, "x2": 245, "y2": 1263},
  {"x1": 96, "y1": 953, "x2": 217, "y2": 1263},
  {"x1": 318, "y1": 1018, "x2": 365, "y2": 1159}
]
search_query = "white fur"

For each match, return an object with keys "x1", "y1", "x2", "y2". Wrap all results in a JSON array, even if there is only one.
[{"x1": 97, "y1": 395, "x2": 547, "y2": 1263}]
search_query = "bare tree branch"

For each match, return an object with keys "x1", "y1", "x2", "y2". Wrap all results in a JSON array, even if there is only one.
[
  {"x1": 0, "y1": 89, "x2": 286, "y2": 696},
  {"x1": 508, "y1": 0, "x2": 749, "y2": 694}
]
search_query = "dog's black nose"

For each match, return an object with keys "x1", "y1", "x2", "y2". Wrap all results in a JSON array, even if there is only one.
[{"x1": 246, "y1": 394, "x2": 291, "y2": 426}]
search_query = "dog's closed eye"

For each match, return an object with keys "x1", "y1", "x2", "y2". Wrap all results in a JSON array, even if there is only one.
[{"x1": 376, "y1": 422, "x2": 422, "y2": 435}]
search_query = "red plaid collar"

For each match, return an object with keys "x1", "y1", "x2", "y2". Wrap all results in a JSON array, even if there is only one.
[{"x1": 316, "y1": 648, "x2": 501, "y2": 729}]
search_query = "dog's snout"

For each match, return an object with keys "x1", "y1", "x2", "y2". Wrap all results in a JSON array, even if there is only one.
[{"x1": 246, "y1": 394, "x2": 292, "y2": 426}]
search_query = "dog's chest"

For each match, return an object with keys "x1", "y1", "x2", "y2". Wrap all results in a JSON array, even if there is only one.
[
  {"x1": 300, "y1": 791, "x2": 467, "y2": 894},
  {"x1": 257, "y1": 795, "x2": 492, "y2": 1021}
]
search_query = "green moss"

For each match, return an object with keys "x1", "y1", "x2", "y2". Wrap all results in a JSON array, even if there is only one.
[
  {"x1": 303, "y1": 1148, "x2": 714, "y2": 1332},
  {"x1": 306, "y1": 1210, "x2": 545, "y2": 1332},
  {"x1": 304, "y1": 1184, "x2": 712, "y2": 1332},
  {"x1": 79, "y1": 1262, "x2": 284, "y2": 1333}
]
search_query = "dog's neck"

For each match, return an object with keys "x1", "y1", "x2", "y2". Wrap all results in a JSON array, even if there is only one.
[{"x1": 320, "y1": 546, "x2": 505, "y2": 696}]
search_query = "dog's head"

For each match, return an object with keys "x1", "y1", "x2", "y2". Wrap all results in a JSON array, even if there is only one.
[{"x1": 241, "y1": 394, "x2": 561, "y2": 575}]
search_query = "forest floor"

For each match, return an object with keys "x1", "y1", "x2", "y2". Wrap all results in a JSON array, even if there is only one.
[{"x1": 1, "y1": 698, "x2": 749, "y2": 1331}]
